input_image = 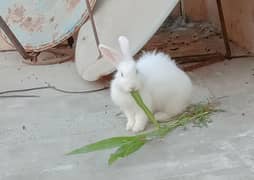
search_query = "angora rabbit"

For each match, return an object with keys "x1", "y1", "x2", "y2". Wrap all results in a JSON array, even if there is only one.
[{"x1": 99, "y1": 36, "x2": 192, "y2": 132}]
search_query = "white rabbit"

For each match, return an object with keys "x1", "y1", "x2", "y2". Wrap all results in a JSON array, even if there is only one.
[{"x1": 99, "y1": 36, "x2": 192, "y2": 132}]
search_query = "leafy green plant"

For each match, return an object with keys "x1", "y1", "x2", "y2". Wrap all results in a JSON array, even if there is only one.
[
  {"x1": 67, "y1": 91, "x2": 219, "y2": 165},
  {"x1": 131, "y1": 90, "x2": 160, "y2": 128}
]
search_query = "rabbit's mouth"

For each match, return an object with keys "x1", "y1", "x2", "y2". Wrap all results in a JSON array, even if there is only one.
[
  {"x1": 127, "y1": 86, "x2": 139, "y2": 92},
  {"x1": 125, "y1": 82, "x2": 142, "y2": 92},
  {"x1": 117, "y1": 82, "x2": 139, "y2": 93}
]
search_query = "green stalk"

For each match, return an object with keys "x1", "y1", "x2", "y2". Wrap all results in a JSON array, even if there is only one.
[
  {"x1": 67, "y1": 92, "x2": 219, "y2": 165},
  {"x1": 131, "y1": 90, "x2": 160, "y2": 129},
  {"x1": 140, "y1": 110, "x2": 211, "y2": 140}
]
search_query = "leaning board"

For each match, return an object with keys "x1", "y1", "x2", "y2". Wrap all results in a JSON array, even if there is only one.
[{"x1": 75, "y1": 0, "x2": 179, "y2": 81}]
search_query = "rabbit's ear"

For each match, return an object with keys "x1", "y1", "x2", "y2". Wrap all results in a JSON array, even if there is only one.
[
  {"x1": 118, "y1": 36, "x2": 131, "y2": 57},
  {"x1": 99, "y1": 44, "x2": 122, "y2": 66}
]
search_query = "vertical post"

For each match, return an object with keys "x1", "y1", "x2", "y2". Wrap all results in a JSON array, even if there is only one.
[
  {"x1": 85, "y1": 0, "x2": 101, "y2": 58},
  {"x1": 180, "y1": 0, "x2": 186, "y2": 23},
  {"x1": 0, "y1": 16, "x2": 31, "y2": 59},
  {"x1": 216, "y1": 0, "x2": 232, "y2": 59}
]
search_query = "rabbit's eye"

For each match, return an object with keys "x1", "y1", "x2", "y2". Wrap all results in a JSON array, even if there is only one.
[{"x1": 121, "y1": 72, "x2": 124, "y2": 77}]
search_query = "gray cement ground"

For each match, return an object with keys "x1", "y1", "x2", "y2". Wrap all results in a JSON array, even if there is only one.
[{"x1": 1, "y1": 52, "x2": 254, "y2": 180}]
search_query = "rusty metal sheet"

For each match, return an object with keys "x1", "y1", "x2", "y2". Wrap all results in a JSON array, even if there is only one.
[{"x1": 0, "y1": 0, "x2": 96, "y2": 52}]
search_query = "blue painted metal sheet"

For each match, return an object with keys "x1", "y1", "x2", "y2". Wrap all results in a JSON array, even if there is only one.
[{"x1": 0, "y1": 0, "x2": 96, "y2": 52}]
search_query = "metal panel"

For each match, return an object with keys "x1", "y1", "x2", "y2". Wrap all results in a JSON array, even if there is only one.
[{"x1": 0, "y1": 0, "x2": 96, "y2": 52}]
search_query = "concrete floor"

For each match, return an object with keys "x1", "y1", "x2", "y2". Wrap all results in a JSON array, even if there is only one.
[{"x1": 1, "y1": 52, "x2": 254, "y2": 180}]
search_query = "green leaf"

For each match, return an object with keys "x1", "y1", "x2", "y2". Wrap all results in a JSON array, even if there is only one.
[
  {"x1": 144, "y1": 126, "x2": 173, "y2": 140},
  {"x1": 67, "y1": 100, "x2": 220, "y2": 164},
  {"x1": 108, "y1": 139, "x2": 146, "y2": 165},
  {"x1": 67, "y1": 136, "x2": 136, "y2": 155},
  {"x1": 131, "y1": 90, "x2": 160, "y2": 128}
]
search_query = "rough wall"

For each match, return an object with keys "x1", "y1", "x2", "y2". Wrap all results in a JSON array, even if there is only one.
[
  {"x1": 185, "y1": 0, "x2": 254, "y2": 53},
  {"x1": 184, "y1": 0, "x2": 208, "y2": 21},
  {"x1": 213, "y1": 0, "x2": 254, "y2": 53},
  {"x1": 171, "y1": 0, "x2": 207, "y2": 21}
]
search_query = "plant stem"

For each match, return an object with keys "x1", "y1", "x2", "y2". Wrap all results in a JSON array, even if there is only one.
[{"x1": 131, "y1": 90, "x2": 160, "y2": 129}]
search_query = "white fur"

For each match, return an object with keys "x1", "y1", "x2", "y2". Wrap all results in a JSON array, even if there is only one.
[{"x1": 99, "y1": 36, "x2": 192, "y2": 132}]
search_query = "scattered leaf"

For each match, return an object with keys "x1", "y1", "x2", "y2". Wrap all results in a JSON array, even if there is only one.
[
  {"x1": 108, "y1": 139, "x2": 146, "y2": 165},
  {"x1": 67, "y1": 136, "x2": 136, "y2": 155},
  {"x1": 67, "y1": 93, "x2": 221, "y2": 164}
]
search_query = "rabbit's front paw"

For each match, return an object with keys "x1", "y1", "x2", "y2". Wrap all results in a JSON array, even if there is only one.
[
  {"x1": 126, "y1": 120, "x2": 135, "y2": 131},
  {"x1": 132, "y1": 124, "x2": 145, "y2": 133},
  {"x1": 132, "y1": 113, "x2": 148, "y2": 132}
]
